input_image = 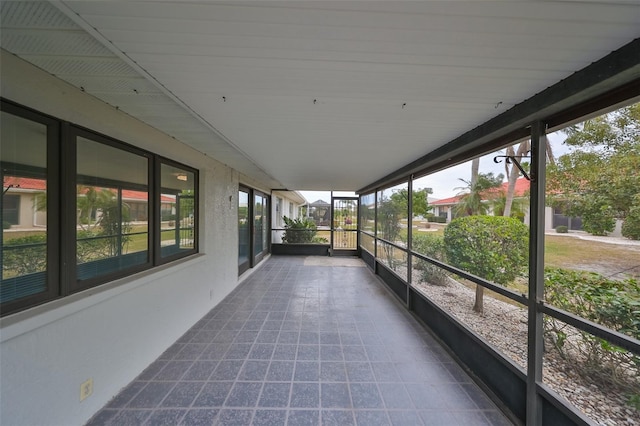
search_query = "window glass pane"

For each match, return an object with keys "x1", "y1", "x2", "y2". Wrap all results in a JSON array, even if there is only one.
[
  {"x1": 359, "y1": 193, "x2": 375, "y2": 234},
  {"x1": 238, "y1": 189, "x2": 250, "y2": 266},
  {"x1": 160, "y1": 163, "x2": 195, "y2": 258},
  {"x1": 1, "y1": 111, "x2": 48, "y2": 303},
  {"x1": 77, "y1": 136, "x2": 149, "y2": 281}
]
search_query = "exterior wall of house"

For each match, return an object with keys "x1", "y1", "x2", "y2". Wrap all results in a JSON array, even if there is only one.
[
  {"x1": 17, "y1": 193, "x2": 34, "y2": 228},
  {"x1": 545, "y1": 206, "x2": 554, "y2": 231},
  {"x1": 271, "y1": 191, "x2": 304, "y2": 243},
  {"x1": 0, "y1": 52, "x2": 247, "y2": 425}
]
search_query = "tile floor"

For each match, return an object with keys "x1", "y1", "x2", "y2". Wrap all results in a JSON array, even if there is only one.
[{"x1": 86, "y1": 256, "x2": 513, "y2": 425}]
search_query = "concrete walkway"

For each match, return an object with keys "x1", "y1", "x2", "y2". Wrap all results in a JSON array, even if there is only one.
[{"x1": 545, "y1": 230, "x2": 640, "y2": 247}]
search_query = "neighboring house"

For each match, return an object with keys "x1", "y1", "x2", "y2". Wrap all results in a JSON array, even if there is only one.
[
  {"x1": 3, "y1": 177, "x2": 173, "y2": 229},
  {"x1": 431, "y1": 178, "x2": 564, "y2": 231},
  {"x1": 2, "y1": 177, "x2": 46, "y2": 229},
  {"x1": 306, "y1": 199, "x2": 331, "y2": 227},
  {"x1": 272, "y1": 190, "x2": 307, "y2": 243}
]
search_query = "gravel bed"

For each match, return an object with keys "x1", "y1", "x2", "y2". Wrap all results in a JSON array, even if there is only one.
[{"x1": 412, "y1": 275, "x2": 638, "y2": 426}]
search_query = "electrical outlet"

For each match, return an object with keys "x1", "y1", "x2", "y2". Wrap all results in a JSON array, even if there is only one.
[{"x1": 80, "y1": 378, "x2": 93, "y2": 402}]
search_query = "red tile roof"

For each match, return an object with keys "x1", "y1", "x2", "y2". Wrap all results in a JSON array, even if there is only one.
[
  {"x1": 431, "y1": 195, "x2": 461, "y2": 205},
  {"x1": 4, "y1": 177, "x2": 175, "y2": 202},
  {"x1": 3, "y1": 176, "x2": 46, "y2": 191},
  {"x1": 431, "y1": 178, "x2": 530, "y2": 205}
]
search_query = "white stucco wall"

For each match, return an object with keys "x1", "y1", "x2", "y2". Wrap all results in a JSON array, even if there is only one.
[{"x1": 0, "y1": 51, "x2": 246, "y2": 425}]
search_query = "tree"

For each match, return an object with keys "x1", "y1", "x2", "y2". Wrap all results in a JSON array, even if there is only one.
[
  {"x1": 453, "y1": 172, "x2": 504, "y2": 217},
  {"x1": 490, "y1": 190, "x2": 527, "y2": 222},
  {"x1": 444, "y1": 216, "x2": 529, "y2": 312},
  {"x1": 455, "y1": 172, "x2": 504, "y2": 216},
  {"x1": 377, "y1": 191, "x2": 406, "y2": 271},
  {"x1": 386, "y1": 187, "x2": 434, "y2": 218},
  {"x1": 378, "y1": 192, "x2": 405, "y2": 242},
  {"x1": 502, "y1": 140, "x2": 530, "y2": 217},
  {"x1": 412, "y1": 188, "x2": 433, "y2": 217},
  {"x1": 547, "y1": 103, "x2": 640, "y2": 238},
  {"x1": 453, "y1": 158, "x2": 505, "y2": 313}
]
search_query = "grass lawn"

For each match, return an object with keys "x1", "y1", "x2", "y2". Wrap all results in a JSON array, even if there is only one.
[{"x1": 545, "y1": 235, "x2": 640, "y2": 279}]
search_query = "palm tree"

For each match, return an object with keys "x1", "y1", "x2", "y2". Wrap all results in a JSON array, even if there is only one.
[
  {"x1": 490, "y1": 189, "x2": 528, "y2": 221},
  {"x1": 453, "y1": 172, "x2": 504, "y2": 217}
]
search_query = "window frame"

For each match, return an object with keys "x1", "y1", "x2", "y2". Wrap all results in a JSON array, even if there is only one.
[
  {"x1": 155, "y1": 156, "x2": 199, "y2": 265},
  {"x1": 67, "y1": 125, "x2": 154, "y2": 294},
  {"x1": 1, "y1": 100, "x2": 60, "y2": 316},
  {"x1": 238, "y1": 185, "x2": 252, "y2": 275},
  {"x1": 0, "y1": 99, "x2": 200, "y2": 316}
]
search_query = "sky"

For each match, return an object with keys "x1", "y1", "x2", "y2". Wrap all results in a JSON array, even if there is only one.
[{"x1": 298, "y1": 131, "x2": 570, "y2": 202}]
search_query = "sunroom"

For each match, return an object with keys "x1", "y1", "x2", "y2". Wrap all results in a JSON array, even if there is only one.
[{"x1": 1, "y1": 2, "x2": 639, "y2": 425}]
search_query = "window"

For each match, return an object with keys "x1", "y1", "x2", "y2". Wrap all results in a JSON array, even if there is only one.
[
  {"x1": 0, "y1": 100, "x2": 199, "y2": 316},
  {"x1": 159, "y1": 161, "x2": 197, "y2": 261},
  {"x1": 2, "y1": 195, "x2": 20, "y2": 225},
  {"x1": 74, "y1": 131, "x2": 150, "y2": 286},
  {"x1": 238, "y1": 187, "x2": 251, "y2": 273},
  {"x1": 1, "y1": 106, "x2": 59, "y2": 313},
  {"x1": 254, "y1": 193, "x2": 266, "y2": 257}
]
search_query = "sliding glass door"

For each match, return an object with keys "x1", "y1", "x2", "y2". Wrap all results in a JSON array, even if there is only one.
[
  {"x1": 238, "y1": 186, "x2": 269, "y2": 275},
  {"x1": 238, "y1": 187, "x2": 251, "y2": 274}
]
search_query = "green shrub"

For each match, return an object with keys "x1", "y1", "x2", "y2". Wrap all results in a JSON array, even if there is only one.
[
  {"x1": 281, "y1": 216, "x2": 317, "y2": 244},
  {"x1": 622, "y1": 205, "x2": 640, "y2": 240},
  {"x1": 555, "y1": 225, "x2": 568, "y2": 233},
  {"x1": 544, "y1": 268, "x2": 639, "y2": 404},
  {"x1": 3, "y1": 221, "x2": 12, "y2": 230},
  {"x1": 2, "y1": 234, "x2": 47, "y2": 276},
  {"x1": 76, "y1": 230, "x2": 112, "y2": 263},
  {"x1": 427, "y1": 216, "x2": 447, "y2": 223},
  {"x1": 161, "y1": 212, "x2": 176, "y2": 221},
  {"x1": 412, "y1": 233, "x2": 448, "y2": 285},
  {"x1": 443, "y1": 216, "x2": 528, "y2": 285}
]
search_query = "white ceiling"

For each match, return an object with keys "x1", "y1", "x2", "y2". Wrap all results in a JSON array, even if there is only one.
[{"x1": 1, "y1": 1, "x2": 639, "y2": 190}]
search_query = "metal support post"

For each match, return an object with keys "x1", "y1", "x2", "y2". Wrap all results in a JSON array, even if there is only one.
[
  {"x1": 407, "y1": 177, "x2": 413, "y2": 308},
  {"x1": 527, "y1": 121, "x2": 547, "y2": 426}
]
